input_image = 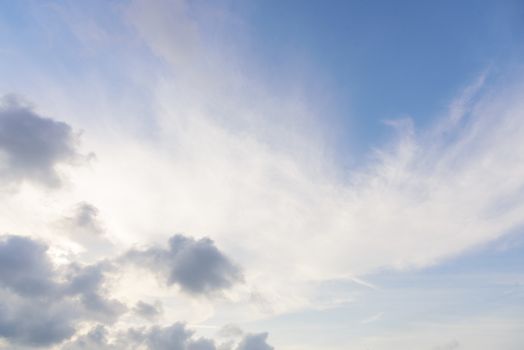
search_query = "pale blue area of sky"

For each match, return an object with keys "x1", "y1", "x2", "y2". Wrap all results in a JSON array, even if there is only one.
[{"x1": 246, "y1": 230, "x2": 524, "y2": 347}]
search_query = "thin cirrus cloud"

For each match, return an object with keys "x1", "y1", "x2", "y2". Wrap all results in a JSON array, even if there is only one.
[
  {"x1": 2, "y1": 0, "x2": 522, "y2": 317},
  {"x1": 81, "y1": 0, "x2": 524, "y2": 307},
  {"x1": 0, "y1": 0, "x2": 523, "y2": 349}
]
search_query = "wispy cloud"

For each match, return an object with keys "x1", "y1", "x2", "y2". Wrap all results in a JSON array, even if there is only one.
[{"x1": 1, "y1": 0, "x2": 523, "y2": 349}]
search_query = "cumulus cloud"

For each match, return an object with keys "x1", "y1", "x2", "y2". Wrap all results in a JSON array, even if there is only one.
[
  {"x1": 125, "y1": 234, "x2": 242, "y2": 295},
  {"x1": 61, "y1": 325, "x2": 118, "y2": 350},
  {"x1": 0, "y1": 235, "x2": 125, "y2": 347},
  {"x1": 0, "y1": 95, "x2": 83, "y2": 187},
  {"x1": 0, "y1": 234, "x2": 269, "y2": 349},
  {"x1": 63, "y1": 323, "x2": 273, "y2": 350},
  {"x1": 141, "y1": 323, "x2": 205, "y2": 350},
  {"x1": 235, "y1": 333, "x2": 274, "y2": 350},
  {"x1": 0, "y1": 235, "x2": 56, "y2": 297}
]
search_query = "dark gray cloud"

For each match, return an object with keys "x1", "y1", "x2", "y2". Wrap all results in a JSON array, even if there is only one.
[
  {"x1": 0, "y1": 95, "x2": 82, "y2": 187},
  {"x1": 0, "y1": 235, "x2": 125, "y2": 347},
  {"x1": 125, "y1": 234, "x2": 242, "y2": 295},
  {"x1": 235, "y1": 333, "x2": 274, "y2": 350},
  {"x1": 0, "y1": 298, "x2": 74, "y2": 348},
  {"x1": 0, "y1": 235, "x2": 56, "y2": 297}
]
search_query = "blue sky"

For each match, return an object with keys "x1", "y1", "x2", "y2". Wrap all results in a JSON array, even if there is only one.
[
  {"x1": 238, "y1": 0, "x2": 524, "y2": 156},
  {"x1": 0, "y1": 1, "x2": 524, "y2": 349}
]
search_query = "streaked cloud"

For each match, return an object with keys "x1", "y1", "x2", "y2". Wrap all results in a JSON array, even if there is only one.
[{"x1": 0, "y1": 0, "x2": 522, "y2": 349}]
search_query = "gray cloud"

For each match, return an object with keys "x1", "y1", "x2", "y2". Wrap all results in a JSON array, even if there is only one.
[
  {"x1": 235, "y1": 333, "x2": 274, "y2": 350},
  {"x1": 67, "y1": 202, "x2": 105, "y2": 236},
  {"x1": 59, "y1": 202, "x2": 115, "y2": 258},
  {"x1": 125, "y1": 234, "x2": 242, "y2": 295},
  {"x1": 133, "y1": 300, "x2": 162, "y2": 321},
  {"x1": 0, "y1": 290, "x2": 88, "y2": 348},
  {"x1": 63, "y1": 323, "x2": 274, "y2": 350},
  {"x1": 0, "y1": 235, "x2": 56, "y2": 297},
  {"x1": 0, "y1": 234, "x2": 268, "y2": 349},
  {"x1": 142, "y1": 323, "x2": 198, "y2": 350},
  {"x1": 0, "y1": 235, "x2": 125, "y2": 347},
  {"x1": 61, "y1": 325, "x2": 120, "y2": 350},
  {"x1": 63, "y1": 323, "x2": 214, "y2": 350},
  {"x1": 0, "y1": 95, "x2": 82, "y2": 187}
]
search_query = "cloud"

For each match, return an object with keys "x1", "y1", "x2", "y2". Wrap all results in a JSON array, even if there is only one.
[
  {"x1": 0, "y1": 95, "x2": 83, "y2": 187},
  {"x1": 3, "y1": 3, "x2": 524, "y2": 346},
  {"x1": 61, "y1": 325, "x2": 118, "y2": 350},
  {"x1": 133, "y1": 300, "x2": 162, "y2": 321},
  {"x1": 4, "y1": 0, "x2": 522, "y2": 323},
  {"x1": 0, "y1": 235, "x2": 125, "y2": 347},
  {"x1": 218, "y1": 324, "x2": 244, "y2": 338},
  {"x1": 0, "y1": 294, "x2": 78, "y2": 348},
  {"x1": 58, "y1": 202, "x2": 115, "y2": 259},
  {"x1": 63, "y1": 323, "x2": 274, "y2": 350},
  {"x1": 125, "y1": 234, "x2": 243, "y2": 295},
  {"x1": 25, "y1": 0, "x2": 521, "y2": 317},
  {"x1": 141, "y1": 323, "x2": 203, "y2": 350},
  {"x1": 0, "y1": 235, "x2": 56, "y2": 297},
  {"x1": 235, "y1": 333, "x2": 274, "y2": 350},
  {"x1": 65, "y1": 202, "x2": 105, "y2": 237},
  {"x1": 0, "y1": 235, "x2": 269, "y2": 349}
]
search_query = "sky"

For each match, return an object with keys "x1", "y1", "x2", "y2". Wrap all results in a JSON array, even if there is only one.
[{"x1": 0, "y1": 0, "x2": 524, "y2": 349}]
